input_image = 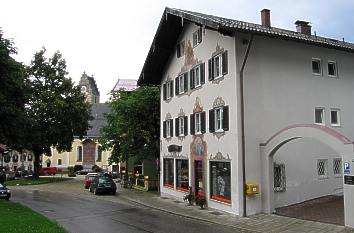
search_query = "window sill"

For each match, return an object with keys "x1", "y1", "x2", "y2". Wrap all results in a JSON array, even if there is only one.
[
  {"x1": 210, "y1": 196, "x2": 231, "y2": 205},
  {"x1": 215, "y1": 129, "x2": 224, "y2": 133},
  {"x1": 331, "y1": 124, "x2": 341, "y2": 127},
  {"x1": 195, "y1": 132, "x2": 203, "y2": 135},
  {"x1": 314, "y1": 123, "x2": 325, "y2": 126},
  {"x1": 312, "y1": 73, "x2": 322, "y2": 76},
  {"x1": 318, "y1": 176, "x2": 328, "y2": 180},
  {"x1": 328, "y1": 75, "x2": 338, "y2": 78},
  {"x1": 334, "y1": 174, "x2": 343, "y2": 178}
]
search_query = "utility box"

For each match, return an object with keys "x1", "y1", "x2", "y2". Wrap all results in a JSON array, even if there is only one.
[{"x1": 246, "y1": 183, "x2": 259, "y2": 195}]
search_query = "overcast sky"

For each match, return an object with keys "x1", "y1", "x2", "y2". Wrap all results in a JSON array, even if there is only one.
[{"x1": 1, "y1": 0, "x2": 354, "y2": 102}]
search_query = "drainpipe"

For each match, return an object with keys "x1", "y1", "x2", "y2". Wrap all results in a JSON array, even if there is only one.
[{"x1": 239, "y1": 33, "x2": 254, "y2": 217}]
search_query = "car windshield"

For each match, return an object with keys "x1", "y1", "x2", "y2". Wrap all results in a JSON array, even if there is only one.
[
  {"x1": 99, "y1": 178, "x2": 112, "y2": 183},
  {"x1": 0, "y1": 184, "x2": 4, "y2": 188}
]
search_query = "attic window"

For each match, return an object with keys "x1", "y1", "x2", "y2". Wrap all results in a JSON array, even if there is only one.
[
  {"x1": 328, "y1": 61, "x2": 337, "y2": 77},
  {"x1": 312, "y1": 58, "x2": 322, "y2": 75},
  {"x1": 193, "y1": 27, "x2": 202, "y2": 47},
  {"x1": 177, "y1": 40, "x2": 185, "y2": 58}
]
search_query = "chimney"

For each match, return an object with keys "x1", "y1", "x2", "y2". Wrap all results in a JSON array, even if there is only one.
[
  {"x1": 295, "y1": 20, "x2": 311, "y2": 35},
  {"x1": 261, "y1": 9, "x2": 271, "y2": 27}
]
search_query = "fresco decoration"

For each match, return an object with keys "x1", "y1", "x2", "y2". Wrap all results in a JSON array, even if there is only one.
[
  {"x1": 213, "y1": 96, "x2": 225, "y2": 108},
  {"x1": 165, "y1": 112, "x2": 172, "y2": 120},
  {"x1": 212, "y1": 43, "x2": 225, "y2": 57},
  {"x1": 190, "y1": 135, "x2": 207, "y2": 160},
  {"x1": 178, "y1": 108, "x2": 185, "y2": 117},
  {"x1": 162, "y1": 153, "x2": 175, "y2": 158},
  {"x1": 209, "y1": 152, "x2": 231, "y2": 161},
  {"x1": 193, "y1": 97, "x2": 203, "y2": 113}
]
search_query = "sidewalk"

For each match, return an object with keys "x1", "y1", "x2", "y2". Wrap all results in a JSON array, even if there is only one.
[{"x1": 117, "y1": 186, "x2": 353, "y2": 233}]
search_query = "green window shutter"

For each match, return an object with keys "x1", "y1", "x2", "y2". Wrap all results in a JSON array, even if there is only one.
[
  {"x1": 170, "y1": 119, "x2": 173, "y2": 137},
  {"x1": 190, "y1": 114, "x2": 195, "y2": 135},
  {"x1": 175, "y1": 118, "x2": 179, "y2": 137},
  {"x1": 184, "y1": 116, "x2": 188, "y2": 136},
  {"x1": 208, "y1": 58, "x2": 214, "y2": 81},
  {"x1": 170, "y1": 81, "x2": 174, "y2": 97},
  {"x1": 184, "y1": 73, "x2": 188, "y2": 92},
  {"x1": 190, "y1": 69, "x2": 195, "y2": 89},
  {"x1": 209, "y1": 109, "x2": 215, "y2": 133},
  {"x1": 223, "y1": 106, "x2": 229, "y2": 131},
  {"x1": 222, "y1": 51, "x2": 228, "y2": 75},
  {"x1": 201, "y1": 111, "x2": 206, "y2": 134},
  {"x1": 201, "y1": 63, "x2": 205, "y2": 84},
  {"x1": 175, "y1": 77, "x2": 179, "y2": 96},
  {"x1": 163, "y1": 121, "x2": 166, "y2": 138},
  {"x1": 163, "y1": 83, "x2": 167, "y2": 100}
]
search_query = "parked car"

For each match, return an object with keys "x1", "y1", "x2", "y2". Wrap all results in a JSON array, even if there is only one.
[
  {"x1": 84, "y1": 173, "x2": 99, "y2": 189},
  {"x1": 89, "y1": 176, "x2": 116, "y2": 195},
  {"x1": 5, "y1": 171, "x2": 15, "y2": 180},
  {"x1": 39, "y1": 167, "x2": 57, "y2": 176},
  {"x1": 75, "y1": 169, "x2": 93, "y2": 175},
  {"x1": 0, "y1": 183, "x2": 11, "y2": 200}
]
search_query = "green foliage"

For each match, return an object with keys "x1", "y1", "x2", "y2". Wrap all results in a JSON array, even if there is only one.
[
  {"x1": 100, "y1": 86, "x2": 160, "y2": 165},
  {"x1": 73, "y1": 165, "x2": 83, "y2": 172},
  {"x1": 0, "y1": 29, "x2": 28, "y2": 148},
  {"x1": 25, "y1": 48, "x2": 92, "y2": 176},
  {"x1": 0, "y1": 200, "x2": 67, "y2": 233},
  {"x1": 91, "y1": 165, "x2": 102, "y2": 172},
  {"x1": 67, "y1": 167, "x2": 76, "y2": 177}
]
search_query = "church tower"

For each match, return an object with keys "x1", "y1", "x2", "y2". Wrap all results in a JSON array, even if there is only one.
[{"x1": 78, "y1": 72, "x2": 100, "y2": 104}]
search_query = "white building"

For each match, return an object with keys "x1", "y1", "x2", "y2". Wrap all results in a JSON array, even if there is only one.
[{"x1": 138, "y1": 8, "x2": 354, "y2": 227}]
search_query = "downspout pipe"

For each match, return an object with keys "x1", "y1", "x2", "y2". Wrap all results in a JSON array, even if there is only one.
[{"x1": 239, "y1": 33, "x2": 254, "y2": 217}]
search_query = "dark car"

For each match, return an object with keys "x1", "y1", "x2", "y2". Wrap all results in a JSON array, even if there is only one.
[
  {"x1": 76, "y1": 169, "x2": 93, "y2": 175},
  {"x1": 89, "y1": 176, "x2": 116, "y2": 195},
  {"x1": 0, "y1": 183, "x2": 11, "y2": 200}
]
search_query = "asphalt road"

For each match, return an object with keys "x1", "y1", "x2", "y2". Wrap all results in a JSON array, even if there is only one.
[{"x1": 12, "y1": 188, "x2": 245, "y2": 233}]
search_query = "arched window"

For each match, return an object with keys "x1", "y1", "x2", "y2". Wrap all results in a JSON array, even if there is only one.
[
  {"x1": 77, "y1": 146, "x2": 83, "y2": 161},
  {"x1": 4, "y1": 155, "x2": 11, "y2": 163},
  {"x1": 96, "y1": 146, "x2": 102, "y2": 162},
  {"x1": 27, "y1": 154, "x2": 33, "y2": 161},
  {"x1": 12, "y1": 153, "x2": 19, "y2": 162}
]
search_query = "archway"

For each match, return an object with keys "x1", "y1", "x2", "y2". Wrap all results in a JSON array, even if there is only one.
[{"x1": 260, "y1": 124, "x2": 354, "y2": 228}]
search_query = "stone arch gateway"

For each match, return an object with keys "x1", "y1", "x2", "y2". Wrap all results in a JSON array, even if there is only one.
[{"x1": 260, "y1": 124, "x2": 354, "y2": 228}]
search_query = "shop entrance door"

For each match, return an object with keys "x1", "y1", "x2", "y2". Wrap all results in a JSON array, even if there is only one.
[{"x1": 194, "y1": 160, "x2": 204, "y2": 196}]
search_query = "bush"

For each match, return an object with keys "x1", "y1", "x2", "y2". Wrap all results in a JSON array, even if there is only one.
[
  {"x1": 67, "y1": 167, "x2": 76, "y2": 177},
  {"x1": 92, "y1": 165, "x2": 102, "y2": 172},
  {"x1": 73, "y1": 165, "x2": 83, "y2": 172}
]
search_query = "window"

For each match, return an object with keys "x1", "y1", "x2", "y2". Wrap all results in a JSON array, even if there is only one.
[
  {"x1": 176, "y1": 40, "x2": 185, "y2": 58},
  {"x1": 176, "y1": 159, "x2": 189, "y2": 192},
  {"x1": 192, "y1": 27, "x2": 202, "y2": 47},
  {"x1": 190, "y1": 63, "x2": 205, "y2": 89},
  {"x1": 20, "y1": 154, "x2": 26, "y2": 162},
  {"x1": 328, "y1": 61, "x2": 337, "y2": 77},
  {"x1": 317, "y1": 159, "x2": 328, "y2": 179},
  {"x1": 190, "y1": 112, "x2": 206, "y2": 135},
  {"x1": 209, "y1": 106, "x2": 229, "y2": 133},
  {"x1": 77, "y1": 146, "x2": 83, "y2": 161},
  {"x1": 163, "y1": 119, "x2": 173, "y2": 138},
  {"x1": 312, "y1": 58, "x2": 322, "y2": 75},
  {"x1": 163, "y1": 158, "x2": 174, "y2": 188},
  {"x1": 210, "y1": 161, "x2": 231, "y2": 203},
  {"x1": 333, "y1": 158, "x2": 342, "y2": 177},
  {"x1": 4, "y1": 154, "x2": 10, "y2": 163},
  {"x1": 175, "y1": 73, "x2": 188, "y2": 95},
  {"x1": 28, "y1": 154, "x2": 33, "y2": 161},
  {"x1": 57, "y1": 158, "x2": 62, "y2": 166},
  {"x1": 163, "y1": 81, "x2": 174, "y2": 100},
  {"x1": 314, "y1": 108, "x2": 325, "y2": 125},
  {"x1": 330, "y1": 109, "x2": 340, "y2": 126},
  {"x1": 209, "y1": 51, "x2": 228, "y2": 81},
  {"x1": 175, "y1": 116, "x2": 188, "y2": 137},
  {"x1": 96, "y1": 145, "x2": 102, "y2": 162},
  {"x1": 12, "y1": 154, "x2": 18, "y2": 162},
  {"x1": 274, "y1": 163, "x2": 286, "y2": 192}
]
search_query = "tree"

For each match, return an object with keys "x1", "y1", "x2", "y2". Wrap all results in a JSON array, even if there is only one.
[
  {"x1": 0, "y1": 29, "x2": 28, "y2": 148},
  {"x1": 25, "y1": 48, "x2": 92, "y2": 177},
  {"x1": 100, "y1": 86, "x2": 160, "y2": 179}
]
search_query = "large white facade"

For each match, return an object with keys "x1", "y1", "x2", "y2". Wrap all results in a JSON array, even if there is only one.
[{"x1": 138, "y1": 8, "x2": 354, "y2": 227}]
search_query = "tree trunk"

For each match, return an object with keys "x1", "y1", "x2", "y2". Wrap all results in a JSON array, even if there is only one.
[{"x1": 33, "y1": 153, "x2": 41, "y2": 179}]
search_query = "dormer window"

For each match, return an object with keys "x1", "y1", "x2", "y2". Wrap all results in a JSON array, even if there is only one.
[
  {"x1": 177, "y1": 40, "x2": 185, "y2": 58},
  {"x1": 193, "y1": 27, "x2": 202, "y2": 47},
  {"x1": 328, "y1": 61, "x2": 337, "y2": 77}
]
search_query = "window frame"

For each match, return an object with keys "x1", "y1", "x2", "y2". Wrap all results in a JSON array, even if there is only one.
[
  {"x1": 314, "y1": 107, "x2": 325, "y2": 125},
  {"x1": 179, "y1": 117, "x2": 185, "y2": 136},
  {"x1": 166, "y1": 120, "x2": 172, "y2": 138},
  {"x1": 312, "y1": 58, "x2": 322, "y2": 76},
  {"x1": 213, "y1": 54, "x2": 223, "y2": 80},
  {"x1": 327, "y1": 60, "x2": 338, "y2": 78},
  {"x1": 330, "y1": 108, "x2": 341, "y2": 127},
  {"x1": 96, "y1": 145, "x2": 102, "y2": 162},
  {"x1": 317, "y1": 159, "x2": 328, "y2": 179},
  {"x1": 274, "y1": 163, "x2": 286, "y2": 192},
  {"x1": 166, "y1": 81, "x2": 172, "y2": 100},
  {"x1": 195, "y1": 112, "x2": 202, "y2": 134},
  {"x1": 176, "y1": 159, "x2": 189, "y2": 192},
  {"x1": 57, "y1": 158, "x2": 62, "y2": 166},
  {"x1": 214, "y1": 107, "x2": 224, "y2": 132},
  {"x1": 176, "y1": 40, "x2": 185, "y2": 58},
  {"x1": 77, "y1": 146, "x2": 83, "y2": 162},
  {"x1": 210, "y1": 161, "x2": 231, "y2": 204},
  {"x1": 333, "y1": 158, "x2": 342, "y2": 178},
  {"x1": 192, "y1": 27, "x2": 202, "y2": 47},
  {"x1": 163, "y1": 158, "x2": 174, "y2": 188}
]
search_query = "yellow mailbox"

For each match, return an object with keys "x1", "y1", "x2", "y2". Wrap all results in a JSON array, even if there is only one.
[{"x1": 246, "y1": 183, "x2": 259, "y2": 195}]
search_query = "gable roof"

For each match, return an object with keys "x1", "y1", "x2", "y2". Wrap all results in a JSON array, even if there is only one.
[
  {"x1": 86, "y1": 103, "x2": 110, "y2": 138},
  {"x1": 138, "y1": 7, "x2": 354, "y2": 86},
  {"x1": 112, "y1": 79, "x2": 137, "y2": 92}
]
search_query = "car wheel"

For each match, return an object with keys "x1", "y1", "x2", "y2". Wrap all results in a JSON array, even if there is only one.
[{"x1": 94, "y1": 188, "x2": 98, "y2": 195}]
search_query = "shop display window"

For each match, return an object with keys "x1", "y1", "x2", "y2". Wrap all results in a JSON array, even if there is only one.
[
  {"x1": 210, "y1": 161, "x2": 231, "y2": 203},
  {"x1": 176, "y1": 159, "x2": 189, "y2": 192},
  {"x1": 163, "y1": 158, "x2": 174, "y2": 188}
]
